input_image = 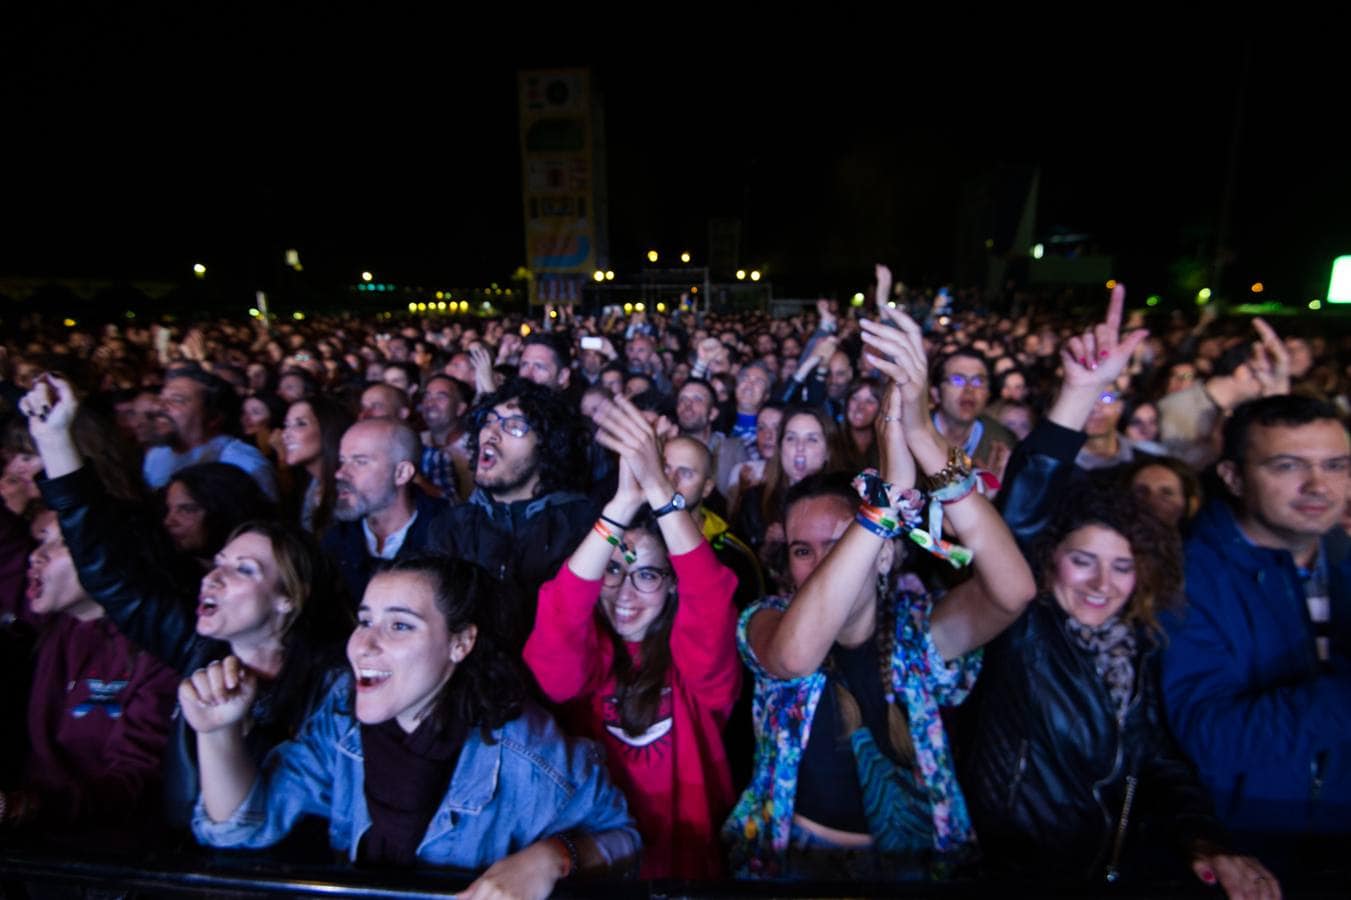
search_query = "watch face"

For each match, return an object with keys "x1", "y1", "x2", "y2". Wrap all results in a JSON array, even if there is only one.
[{"x1": 672, "y1": 493, "x2": 686, "y2": 510}]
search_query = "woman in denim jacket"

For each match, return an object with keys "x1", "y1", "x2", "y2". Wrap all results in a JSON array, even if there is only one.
[{"x1": 185, "y1": 555, "x2": 640, "y2": 900}]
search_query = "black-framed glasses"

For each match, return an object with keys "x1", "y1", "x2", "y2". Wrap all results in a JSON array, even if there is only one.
[
  {"x1": 477, "y1": 409, "x2": 532, "y2": 438},
  {"x1": 944, "y1": 373, "x2": 988, "y2": 390},
  {"x1": 602, "y1": 561, "x2": 671, "y2": 594}
]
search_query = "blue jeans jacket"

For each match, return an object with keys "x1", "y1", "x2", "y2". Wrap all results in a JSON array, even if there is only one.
[{"x1": 193, "y1": 675, "x2": 641, "y2": 869}]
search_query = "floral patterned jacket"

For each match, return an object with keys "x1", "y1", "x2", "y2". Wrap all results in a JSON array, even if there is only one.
[{"x1": 722, "y1": 587, "x2": 981, "y2": 878}]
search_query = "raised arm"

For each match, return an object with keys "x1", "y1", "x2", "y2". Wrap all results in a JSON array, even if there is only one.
[
  {"x1": 24, "y1": 376, "x2": 200, "y2": 672},
  {"x1": 862, "y1": 309, "x2": 1036, "y2": 662},
  {"x1": 749, "y1": 321, "x2": 919, "y2": 680}
]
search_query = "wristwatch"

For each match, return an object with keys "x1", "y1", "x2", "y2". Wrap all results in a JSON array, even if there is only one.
[{"x1": 652, "y1": 492, "x2": 686, "y2": 518}]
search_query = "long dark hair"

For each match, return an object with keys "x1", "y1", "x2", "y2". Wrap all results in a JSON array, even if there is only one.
[
  {"x1": 285, "y1": 395, "x2": 353, "y2": 534},
  {"x1": 167, "y1": 463, "x2": 277, "y2": 559},
  {"x1": 756, "y1": 403, "x2": 842, "y2": 528},
  {"x1": 784, "y1": 471, "x2": 916, "y2": 764},
  {"x1": 599, "y1": 517, "x2": 678, "y2": 737},
  {"x1": 381, "y1": 554, "x2": 527, "y2": 739}
]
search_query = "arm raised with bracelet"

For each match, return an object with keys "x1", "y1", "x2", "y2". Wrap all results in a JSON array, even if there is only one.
[
  {"x1": 748, "y1": 376, "x2": 914, "y2": 680},
  {"x1": 860, "y1": 309, "x2": 1037, "y2": 662}
]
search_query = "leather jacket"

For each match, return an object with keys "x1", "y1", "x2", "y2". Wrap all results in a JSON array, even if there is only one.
[{"x1": 967, "y1": 419, "x2": 1225, "y2": 880}]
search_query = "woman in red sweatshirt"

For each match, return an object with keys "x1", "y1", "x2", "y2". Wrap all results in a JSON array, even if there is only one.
[{"x1": 524, "y1": 394, "x2": 740, "y2": 879}]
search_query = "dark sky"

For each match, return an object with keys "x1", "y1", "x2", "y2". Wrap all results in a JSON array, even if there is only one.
[{"x1": 3, "y1": 12, "x2": 1346, "y2": 304}]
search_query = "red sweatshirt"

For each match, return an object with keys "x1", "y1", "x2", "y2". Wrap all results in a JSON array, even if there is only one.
[
  {"x1": 524, "y1": 540, "x2": 740, "y2": 879},
  {"x1": 23, "y1": 615, "x2": 179, "y2": 839}
]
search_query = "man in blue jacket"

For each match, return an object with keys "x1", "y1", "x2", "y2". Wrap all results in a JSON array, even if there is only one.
[{"x1": 1162, "y1": 395, "x2": 1351, "y2": 853}]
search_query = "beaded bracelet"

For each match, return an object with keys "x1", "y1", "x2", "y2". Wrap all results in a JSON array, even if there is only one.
[{"x1": 592, "y1": 520, "x2": 637, "y2": 564}]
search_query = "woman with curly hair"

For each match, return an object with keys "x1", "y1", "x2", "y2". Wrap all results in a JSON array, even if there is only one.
[
  {"x1": 185, "y1": 554, "x2": 639, "y2": 898},
  {"x1": 963, "y1": 285, "x2": 1279, "y2": 897}
]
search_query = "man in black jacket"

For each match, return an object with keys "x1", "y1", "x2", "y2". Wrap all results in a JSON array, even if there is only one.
[
  {"x1": 427, "y1": 379, "x2": 593, "y2": 650},
  {"x1": 321, "y1": 418, "x2": 446, "y2": 604}
]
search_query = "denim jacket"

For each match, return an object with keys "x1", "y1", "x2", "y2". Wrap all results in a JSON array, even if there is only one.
[{"x1": 193, "y1": 675, "x2": 641, "y2": 870}]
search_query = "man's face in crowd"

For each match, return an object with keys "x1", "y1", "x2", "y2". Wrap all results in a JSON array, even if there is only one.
[
  {"x1": 662, "y1": 437, "x2": 714, "y2": 513},
  {"x1": 518, "y1": 344, "x2": 568, "y2": 389},
  {"x1": 445, "y1": 353, "x2": 475, "y2": 386},
  {"x1": 736, "y1": 367, "x2": 771, "y2": 413},
  {"x1": 278, "y1": 373, "x2": 308, "y2": 404},
  {"x1": 420, "y1": 378, "x2": 463, "y2": 434},
  {"x1": 474, "y1": 400, "x2": 542, "y2": 502},
  {"x1": 158, "y1": 377, "x2": 209, "y2": 446},
  {"x1": 601, "y1": 369, "x2": 624, "y2": 396},
  {"x1": 1166, "y1": 362, "x2": 1198, "y2": 395},
  {"x1": 360, "y1": 384, "x2": 408, "y2": 421},
  {"x1": 386, "y1": 337, "x2": 410, "y2": 362},
  {"x1": 1221, "y1": 419, "x2": 1351, "y2": 550},
  {"x1": 676, "y1": 382, "x2": 716, "y2": 436},
  {"x1": 382, "y1": 366, "x2": 412, "y2": 395},
  {"x1": 627, "y1": 337, "x2": 655, "y2": 370},
  {"x1": 826, "y1": 352, "x2": 853, "y2": 401},
  {"x1": 334, "y1": 423, "x2": 406, "y2": 522},
  {"x1": 935, "y1": 355, "x2": 991, "y2": 427}
]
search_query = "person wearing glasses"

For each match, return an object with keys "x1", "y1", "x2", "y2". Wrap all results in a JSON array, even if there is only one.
[
  {"x1": 1072, "y1": 388, "x2": 1146, "y2": 471},
  {"x1": 524, "y1": 394, "x2": 740, "y2": 879},
  {"x1": 928, "y1": 349, "x2": 1016, "y2": 476},
  {"x1": 427, "y1": 378, "x2": 594, "y2": 651}
]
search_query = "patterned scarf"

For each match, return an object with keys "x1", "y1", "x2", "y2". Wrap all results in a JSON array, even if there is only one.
[{"x1": 1063, "y1": 615, "x2": 1137, "y2": 723}]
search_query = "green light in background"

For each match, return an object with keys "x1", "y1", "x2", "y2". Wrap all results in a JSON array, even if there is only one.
[
  {"x1": 1329, "y1": 257, "x2": 1351, "y2": 304},
  {"x1": 1196, "y1": 287, "x2": 1212, "y2": 306},
  {"x1": 1146, "y1": 295, "x2": 1160, "y2": 307},
  {"x1": 1310, "y1": 299, "x2": 1323, "y2": 311}
]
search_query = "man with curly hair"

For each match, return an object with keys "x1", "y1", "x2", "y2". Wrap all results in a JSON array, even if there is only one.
[{"x1": 427, "y1": 378, "x2": 595, "y2": 650}]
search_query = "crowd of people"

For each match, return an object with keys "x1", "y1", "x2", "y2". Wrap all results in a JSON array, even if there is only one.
[{"x1": 1, "y1": 271, "x2": 1348, "y2": 899}]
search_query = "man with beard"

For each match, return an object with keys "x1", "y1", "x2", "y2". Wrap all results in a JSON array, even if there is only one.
[
  {"x1": 142, "y1": 369, "x2": 278, "y2": 501},
  {"x1": 320, "y1": 417, "x2": 446, "y2": 603},
  {"x1": 675, "y1": 378, "x2": 744, "y2": 497},
  {"x1": 427, "y1": 378, "x2": 593, "y2": 650}
]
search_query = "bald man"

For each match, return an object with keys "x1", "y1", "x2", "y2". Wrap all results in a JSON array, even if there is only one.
[
  {"x1": 359, "y1": 383, "x2": 410, "y2": 421},
  {"x1": 662, "y1": 435, "x2": 763, "y2": 610},
  {"x1": 320, "y1": 417, "x2": 448, "y2": 603}
]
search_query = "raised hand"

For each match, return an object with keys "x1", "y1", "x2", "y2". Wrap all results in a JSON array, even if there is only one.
[
  {"x1": 858, "y1": 307, "x2": 930, "y2": 436},
  {"x1": 1049, "y1": 283, "x2": 1150, "y2": 431},
  {"x1": 19, "y1": 374, "x2": 79, "y2": 438},
  {"x1": 1059, "y1": 283, "x2": 1149, "y2": 391},
  {"x1": 815, "y1": 298, "x2": 837, "y2": 330},
  {"x1": 593, "y1": 395, "x2": 671, "y2": 507},
  {"x1": 1250, "y1": 317, "x2": 1291, "y2": 397},
  {"x1": 874, "y1": 264, "x2": 893, "y2": 313},
  {"x1": 178, "y1": 656, "x2": 258, "y2": 735},
  {"x1": 873, "y1": 380, "x2": 916, "y2": 490}
]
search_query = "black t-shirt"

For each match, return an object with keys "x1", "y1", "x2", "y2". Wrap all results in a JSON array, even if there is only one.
[{"x1": 794, "y1": 637, "x2": 905, "y2": 833}]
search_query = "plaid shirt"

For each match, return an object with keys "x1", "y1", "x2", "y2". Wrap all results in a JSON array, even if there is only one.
[{"x1": 420, "y1": 445, "x2": 459, "y2": 499}]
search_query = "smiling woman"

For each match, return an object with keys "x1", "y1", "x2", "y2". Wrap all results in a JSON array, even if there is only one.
[
  {"x1": 186, "y1": 555, "x2": 640, "y2": 897},
  {"x1": 524, "y1": 394, "x2": 740, "y2": 879}
]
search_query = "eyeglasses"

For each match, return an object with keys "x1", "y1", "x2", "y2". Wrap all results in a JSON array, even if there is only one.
[
  {"x1": 944, "y1": 373, "x2": 988, "y2": 390},
  {"x1": 478, "y1": 409, "x2": 532, "y2": 438},
  {"x1": 602, "y1": 561, "x2": 671, "y2": 594},
  {"x1": 1171, "y1": 371, "x2": 1196, "y2": 383}
]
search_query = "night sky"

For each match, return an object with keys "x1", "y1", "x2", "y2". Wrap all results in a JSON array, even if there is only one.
[{"x1": 3, "y1": 12, "x2": 1346, "y2": 305}]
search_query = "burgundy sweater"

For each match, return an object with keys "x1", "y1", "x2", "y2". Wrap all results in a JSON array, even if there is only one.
[{"x1": 23, "y1": 615, "x2": 179, "y2": 834}]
